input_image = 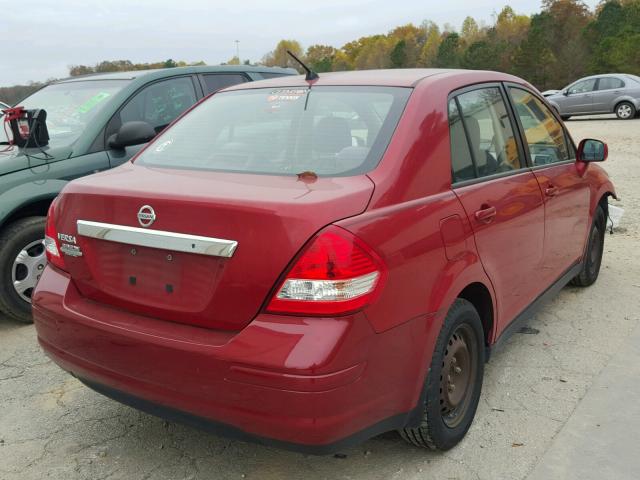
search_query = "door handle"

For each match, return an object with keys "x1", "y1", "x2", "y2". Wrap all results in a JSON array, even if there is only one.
[
  {"x1": 545, "y1": 185, "x2": 559, "y2": 197},
  {"x1": 475, "y1": 205, "x2": 497, "y2": 223}
]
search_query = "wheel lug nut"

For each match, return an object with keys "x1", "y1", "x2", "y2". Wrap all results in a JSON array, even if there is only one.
[
  {"x1": 448, "y1": 384, "x2": 455, "y2": 392},
  {"x1": 455, "y1": 366, "x2": 462, "y2": 374},
  {"x1": 38, "y1": 264, "x2": 44, "y2": 270}
]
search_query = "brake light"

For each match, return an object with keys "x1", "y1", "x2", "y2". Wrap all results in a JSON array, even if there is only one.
[
  {"x1": 266, "y1": 226, "x2": 385, "y2": 316},
  {"x1": 44, "y1": 200, "x2": 66, "y2": 271}
]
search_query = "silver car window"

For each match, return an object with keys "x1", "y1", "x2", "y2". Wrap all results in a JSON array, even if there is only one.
[{"x1": 597, "y1": 77, "x2": 624, "y2": 90}]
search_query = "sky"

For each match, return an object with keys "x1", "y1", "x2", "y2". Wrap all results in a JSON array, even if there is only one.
[{"x1": 1, "y1": 0, "x2": 599, "y2": 87}]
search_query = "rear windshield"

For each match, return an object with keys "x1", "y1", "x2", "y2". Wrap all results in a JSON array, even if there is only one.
[{"x1": 135, "y1": 86, "x2": 411, "y2": 176}]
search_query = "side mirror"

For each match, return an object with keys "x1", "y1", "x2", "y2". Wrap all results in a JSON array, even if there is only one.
[
  {"x1": 107, "y1": 121, "x2": 156, "y2": 150},
  {"x1": 563, "y1": 90, "x2": 569, "y2": 96},
  {"x1": 577, "y1": 138, "x2": 608, "y2": 162}
]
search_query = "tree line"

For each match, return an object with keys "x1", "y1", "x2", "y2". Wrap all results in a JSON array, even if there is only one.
[
  {"x1": 1, "y1": 0, "x2": 638, "y2": 105},
  {"x1": 262, "y1": 0, "x2": 640, "y2": 90}
]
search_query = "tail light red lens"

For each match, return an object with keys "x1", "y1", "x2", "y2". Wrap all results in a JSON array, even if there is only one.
[
  {"x1": 266, "y1": 226, "x2": 386, "y2": 316},
  {"x1": 44, "y1": 200, "x2": 66, "y2": 271}
]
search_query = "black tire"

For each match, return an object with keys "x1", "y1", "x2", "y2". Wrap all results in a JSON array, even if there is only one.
[
  {"x1": 571, "y1": 206, "x2": 606, "y2": 287},
  {"x1": 0, "y1": 217, "x2": 46, "y2": 323},
  {"x1": 399, "y1": 299, "x2": 484, "y2": 450},
  {"x1": 615, "y1": 101, "x2": 636, "y2": 120}
]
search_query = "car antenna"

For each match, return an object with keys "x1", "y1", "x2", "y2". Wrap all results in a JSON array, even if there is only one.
[{"x1": 286, "y1": 50, "x2": 319, "y2": 82}]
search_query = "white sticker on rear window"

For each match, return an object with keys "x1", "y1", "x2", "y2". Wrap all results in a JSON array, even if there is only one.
[{"x1": 267, "y1": 89, "x2": 307, "y2": 102}]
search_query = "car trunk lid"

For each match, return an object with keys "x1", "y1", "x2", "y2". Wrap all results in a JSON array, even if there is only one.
[{"x1": 54, "y1": 164, "x2": 374, "y2": 330}]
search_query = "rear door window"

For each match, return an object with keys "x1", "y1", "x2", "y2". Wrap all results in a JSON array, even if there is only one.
[
  {"x1": 135, "y1": 86, "x2": 411, "y2": 176},
  {"x1": 509, "y1": 87, "x2": 572, "y2": 166},
  {"x1": 201, "y1": 74, "x2": 248, "y2": 94},
  {"x1": 597, "y1": 77, "x2": 624, "y2": 90},
  {"x1": 448, "y1": 86, "x2": 522, "y2": 183}
]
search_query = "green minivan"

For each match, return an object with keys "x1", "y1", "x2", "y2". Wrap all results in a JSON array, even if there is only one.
[{"x1": 0, "y1": 65, "x2": 295, "y2": 322}]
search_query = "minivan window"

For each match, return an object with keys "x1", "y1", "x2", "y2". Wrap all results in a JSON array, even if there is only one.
[
  {"x1": 509, "y1": 87, "x2": 571, "y2": 165},
  {"x1": 17, "y1": 80, "x2": 129, "y2": 147},
  {"x1": 450, "y1": 87, "x2": 522, "y2": 182},
  {"x1": 136, "y1": 86, "x2": 411, "y2": 176}
]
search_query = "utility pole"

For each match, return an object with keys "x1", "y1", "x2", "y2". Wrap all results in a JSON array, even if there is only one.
[{"x1": 235, "y1": 40, "x2": 240, "y2": 62}]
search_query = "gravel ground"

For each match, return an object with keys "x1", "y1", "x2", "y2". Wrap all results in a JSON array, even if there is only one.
[{"x1": 1, "y1": 115, "x2": 639, "y2": 480}]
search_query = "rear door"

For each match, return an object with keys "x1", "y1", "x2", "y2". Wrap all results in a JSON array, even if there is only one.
[
  {"x1": 105, "y1": 76, "x2": 199, "y2": 167},
  {"x1": 592, "y1": 77, "x2": 625, "y2": 113},
  {"x1": 563, "y1": 79, "x2": 597, "y2": 114},
  {"x1": 449, "y1": 85, "x2": 545, "y2": 330},
  {"x1": 507, "y1": 86, "x2": 590, "y2": 284}
]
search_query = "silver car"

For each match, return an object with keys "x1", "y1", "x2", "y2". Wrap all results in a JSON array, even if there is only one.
[{"x1": 547, "y1": 73, "x2": 640, "y2": 120}]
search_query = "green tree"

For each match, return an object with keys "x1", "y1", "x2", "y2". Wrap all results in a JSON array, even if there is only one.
[
  {"x1": 435, "y1": 33, "x2": 462, "y2": 67},
  {"x1": 390, "y1": 40, "x2": 408, "y2": 68},
  {"x1": 305, "y1": 44, "x2": 337, "y2": 72}
]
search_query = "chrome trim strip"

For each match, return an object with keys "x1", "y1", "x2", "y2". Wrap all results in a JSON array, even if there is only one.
[{"x1": 77, "y1": 220, "x2": 238, "y2": 258}]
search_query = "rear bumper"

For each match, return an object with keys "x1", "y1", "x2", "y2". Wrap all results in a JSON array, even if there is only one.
[{"x1": 33, "y1": 266, "x2": 434, "y2": 453}]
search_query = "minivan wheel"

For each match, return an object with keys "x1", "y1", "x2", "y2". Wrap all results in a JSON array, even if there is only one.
[
  {"x1": 615, "y1": 102, "x2": 636, "y2": 120},
  {"x1": 571, "y1": 206, "x2": 606, "y2": 287},
  {"x1": 400, "y1": 299, "x2": 484, "y2": 450},
  {"x1": 0, "y1": 217, "x2": 46, "y2": 323}
]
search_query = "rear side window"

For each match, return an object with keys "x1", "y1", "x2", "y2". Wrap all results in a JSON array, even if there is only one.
[
  {"x1": 509, "y1": 88, "x2": 571, "y2": 165},
  {"x1": 448, "y1": 100, "x2": 475, "y2": 182},
  {"x1": 448, "y1": 87, "x2": 522, "y2": 184},
  {"x1": 202, "y1": 74, "x2": 248, "y2": 94},
  {"x1": 136, "y1": 86, "x2": 411, "y2": 176},
  {"x1": 597, "y1": 77, "x2": 624, "y2": 90}
]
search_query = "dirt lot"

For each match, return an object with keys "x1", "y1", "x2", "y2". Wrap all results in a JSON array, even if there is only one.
[{"x1": 1, "y1": 116, "x2": 639, "y2": 480}]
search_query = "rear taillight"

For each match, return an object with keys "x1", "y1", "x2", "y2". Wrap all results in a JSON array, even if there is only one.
[
  {"x1": 266, "y1": 226, "x2": 385, "y2": 316},
  {"x1": 44, "y1": 200, "x2": 66, "y2": 271}
]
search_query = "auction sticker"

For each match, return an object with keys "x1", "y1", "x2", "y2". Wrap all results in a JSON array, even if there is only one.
[{"x1": 267, "y1": 89, "x2": 307, "y2": 102}]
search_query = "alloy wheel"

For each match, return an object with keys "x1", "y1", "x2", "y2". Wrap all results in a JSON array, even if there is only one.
[
  {"x1": 617, "y1": 104, "x2": 632, "y2": 119},
  {"x1": 11, "y1": 239, "x2": 47, "y2": 303}
]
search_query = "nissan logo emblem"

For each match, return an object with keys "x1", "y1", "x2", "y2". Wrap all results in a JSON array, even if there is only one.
[{"x1": 137, "y1": 205, "x2": 156, "y2": 228}]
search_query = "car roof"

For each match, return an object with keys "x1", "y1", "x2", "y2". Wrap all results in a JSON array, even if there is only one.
[
  {"x1": 224, "y1": 68, "x2": 526, "y2": 90},
  {"x1": 574, "y1": 73, "x2": 629, "y2": 81},
  {"x1": 55, "y1": 65, "x2": 297, "y2": 83}
]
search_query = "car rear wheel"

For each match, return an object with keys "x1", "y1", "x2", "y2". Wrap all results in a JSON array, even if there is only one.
[
  {"x1": 615, "y1": 102, "x2": 636, "y2": 120},
  {"x1": 0, "y1": 217, "x2": 46, "y2": 323},
  {"x1": 571, "y1": 206, "x2": 606, "y2": 287},
  {"x1": 399, "y1": 298, "x2": 484, "y2": 450}
]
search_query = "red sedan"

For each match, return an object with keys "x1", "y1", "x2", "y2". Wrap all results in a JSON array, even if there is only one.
[{"x1": 33, "y1": 69, "x2": 616, "y2": 453}]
